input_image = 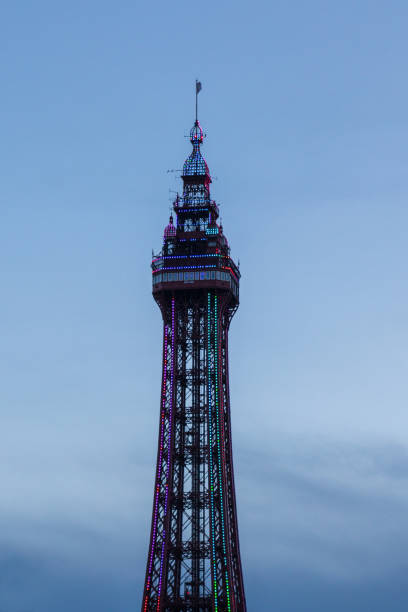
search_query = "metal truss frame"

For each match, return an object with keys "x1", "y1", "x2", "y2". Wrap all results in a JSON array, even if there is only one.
[{"x1": 142, "y1": 290, "x2": 246, "y2": 612}]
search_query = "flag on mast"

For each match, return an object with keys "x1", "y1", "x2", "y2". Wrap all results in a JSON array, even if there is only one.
[{"x1": 196, "y1": 81, "x2": 202, "y2": 94}]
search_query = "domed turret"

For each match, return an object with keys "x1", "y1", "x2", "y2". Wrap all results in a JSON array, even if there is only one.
[
  {"x1": 182, "y1": 120, "x2": 211, "y2": 184},
  {"x1": 164, "y1": 215, "x2": 176, "y2": 239}
]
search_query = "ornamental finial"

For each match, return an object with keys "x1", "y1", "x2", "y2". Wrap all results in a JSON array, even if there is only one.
[{"x1": 190, "y1": 121, "x2": 203, "y2": 146}]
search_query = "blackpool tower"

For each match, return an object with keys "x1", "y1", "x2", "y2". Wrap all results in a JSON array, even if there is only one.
[{"x1": 142, "y1": 96, "x2": 246, "y2": 612}]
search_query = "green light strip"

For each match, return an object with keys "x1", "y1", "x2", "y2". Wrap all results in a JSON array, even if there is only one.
[{"x1": 214, "y1": 295, "x2": 231, "y2": 611}]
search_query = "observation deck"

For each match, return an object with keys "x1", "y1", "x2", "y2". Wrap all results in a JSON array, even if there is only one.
[
  {"x1": 152, "y1": 233, "x2": 240, "y2": 303},
  {"x1": 152, "y1": 258, "x2": 239, "y2": 301}
]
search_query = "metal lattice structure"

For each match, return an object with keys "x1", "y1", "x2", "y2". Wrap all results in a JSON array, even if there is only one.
[{"x1": 142, "y1": 114, "x2": 246, "y2": 612}]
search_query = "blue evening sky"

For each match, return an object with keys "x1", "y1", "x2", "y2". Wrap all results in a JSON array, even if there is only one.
[{"x1": 1, "y1": 1, "x2": 408, "y2": 610}]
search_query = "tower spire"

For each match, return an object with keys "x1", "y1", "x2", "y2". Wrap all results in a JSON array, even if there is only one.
[{"x1": 195, "y1": 79, "x2": 202, "y2": 123}]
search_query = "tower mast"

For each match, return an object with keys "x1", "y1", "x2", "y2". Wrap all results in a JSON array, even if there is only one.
[{"x1": 195, "y1": 80, "x2": 201, "y2": 122}]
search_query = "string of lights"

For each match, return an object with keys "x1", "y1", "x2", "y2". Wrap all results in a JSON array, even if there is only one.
[
  {"x1": 214, "y1": 295, "x2": 231, "y2": 611},
  {"x1": 208, "y1": 293, "x2": 218, "y2": 611},
  {"x1": 156, "y1": 298, "x2": 175, "y2": 610},
  {"x1": 143, "y1": 323, "x2": 169, "y2": 612},
  {"x1": 153, "y1": 253, "x2": 228, "y2": 261}
]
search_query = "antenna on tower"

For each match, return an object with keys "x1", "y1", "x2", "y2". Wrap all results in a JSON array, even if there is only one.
[{"x1": 195, "y1": 80, "x2": 202, "y2": 122}]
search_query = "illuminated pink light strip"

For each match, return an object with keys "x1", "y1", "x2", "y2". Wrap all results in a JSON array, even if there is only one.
[
  {"x1": 156, "y1": 297, "x2": 175, "y2": 610},
  {"x1": 207, "y1": 292, "x2": 218, "y2": 610},
  {"x1": 144, "y1": 325, "x2": 169, "y2": 611}
]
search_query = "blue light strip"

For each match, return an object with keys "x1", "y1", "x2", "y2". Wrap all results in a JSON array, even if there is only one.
[
  {"x1": 153, "y1": 254, "x2": 233, "y2": 264},
  {"x1": 177, "y1": 207, "x2": 210, "y2": 213},
  {"x1": 153, "y1": 264, "x2": 217, "y2": 273},
  {"x1": 160, "y1": 254, "x2": 227, "y2": 260}
]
